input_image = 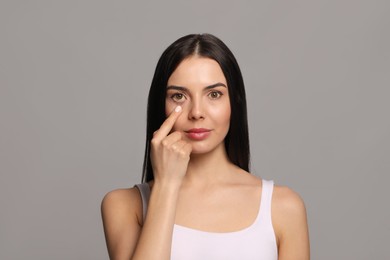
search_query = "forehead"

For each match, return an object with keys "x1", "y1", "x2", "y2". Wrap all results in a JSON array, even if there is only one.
[{"x1": 167, "y1": 56, "x2": 227, "y2": 87}]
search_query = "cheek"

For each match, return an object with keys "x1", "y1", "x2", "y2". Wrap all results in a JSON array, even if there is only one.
[
  {"x1": 209, "y1": 103, "x2": 231, "y2": 126},
  {"x1": 221, "y1": 110, "x2": 231, "y2": 127},
  {"x1": 165, "y1": 99, "x2": 174, "y2": 116}
]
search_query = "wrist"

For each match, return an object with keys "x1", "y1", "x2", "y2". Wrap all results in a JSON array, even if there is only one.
[{"x1": 152, "y1": 179, "x2": 182, "y2": 193}]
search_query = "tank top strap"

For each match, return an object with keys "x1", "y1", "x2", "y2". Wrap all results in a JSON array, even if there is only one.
[
  {"x1": 258, "y1": 179, "x2": 275, "y2": 223},
  {"x1": 134, "y1": 183, "x2": 150, "y2": 222}
]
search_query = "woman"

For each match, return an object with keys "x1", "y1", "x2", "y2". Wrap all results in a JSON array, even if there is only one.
[{"x1": 101, "y1": 33, "x2": 310, "y2": 260}]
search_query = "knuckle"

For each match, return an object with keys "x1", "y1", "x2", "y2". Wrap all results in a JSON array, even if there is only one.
[
  {"x1": 179, "y1": 149, "x2": 189, "y2": 158},
  {"x1": 168, "y1": 142, "x2": 178, "y2": 153},
  {"x1": 151, "y1": 138, "x2": 159, "y2": 146},
  {"x1": 161, "y1": 139, "x2": 169, "y2": 147}
]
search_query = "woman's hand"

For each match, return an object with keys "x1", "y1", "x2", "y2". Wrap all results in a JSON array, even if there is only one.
[{"x1": 150, "y1": 106, "x2": 192, "y2": 186}]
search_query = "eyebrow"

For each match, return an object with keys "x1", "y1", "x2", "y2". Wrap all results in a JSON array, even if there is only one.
[{"x1": 166, "y1": 82, "x2": 227, "y2": 92}]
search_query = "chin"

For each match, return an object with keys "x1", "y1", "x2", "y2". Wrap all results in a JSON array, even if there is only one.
[
  {"x1": 190, "y1": 149, "x2": 210, "y2": 155},
  {"x1": 189, "y1": 146, "x2": 211, "y2": 155},
  {"x1": 188, "y1": 141, "x2": 225, "y2": 155}
]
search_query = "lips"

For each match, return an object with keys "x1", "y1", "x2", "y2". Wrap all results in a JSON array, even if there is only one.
[{"x1": 185, "y1": 128, "x2": 211, "y2": 140}]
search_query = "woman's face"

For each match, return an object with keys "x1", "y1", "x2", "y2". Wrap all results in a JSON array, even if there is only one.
[{"x1": 165, "y1": 56, "x2": 231, "y2": 154}]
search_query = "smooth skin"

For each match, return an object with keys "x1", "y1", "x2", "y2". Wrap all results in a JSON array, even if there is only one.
[{"x1": 101, "y1": 56, "x2": 310, "y2": 260}]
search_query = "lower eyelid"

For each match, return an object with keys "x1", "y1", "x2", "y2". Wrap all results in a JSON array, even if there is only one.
[{"x1": 171, "y1": 96, "x2": 186, "y2": 103}]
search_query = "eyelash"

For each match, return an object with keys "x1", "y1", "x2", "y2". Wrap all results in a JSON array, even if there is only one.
[{"x1": 169, "y1": 91, "x2": 223, "y2": 103}]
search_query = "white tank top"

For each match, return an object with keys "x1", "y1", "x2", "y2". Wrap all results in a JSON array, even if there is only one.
[{"x1": 135, "y1": 179, "x2": 278, "y2": 260}]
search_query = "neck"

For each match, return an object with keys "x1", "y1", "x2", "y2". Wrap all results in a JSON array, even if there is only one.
[{"x1": 182, "y1": 144, "x2": 235, "y2": 187}]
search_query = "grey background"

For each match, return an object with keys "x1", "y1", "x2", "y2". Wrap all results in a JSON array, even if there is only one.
[{"x1": 1, "y1": 0, "x2": 389, "y2": 259}]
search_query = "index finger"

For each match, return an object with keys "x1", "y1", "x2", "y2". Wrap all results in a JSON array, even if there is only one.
[{"x1": 154, "y1": 106, "x2": 182, "y2": 140}]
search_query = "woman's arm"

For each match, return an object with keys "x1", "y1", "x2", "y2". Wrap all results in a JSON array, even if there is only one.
[
  {"x1": 101, "y1": 188, "x2": 142, "y2": 260},
  {"x1": 101, "y1": 183, "x2": 181, "y2": 260},
  {"x1": 101, "y1": 106, "x2": 191, "y2": 260},
  {"x1": 131, "y1": 182, "x2": 181, "y2": 259},
  {"x1": 272, "y1": 186, "x2": 310, "y2": 260}
]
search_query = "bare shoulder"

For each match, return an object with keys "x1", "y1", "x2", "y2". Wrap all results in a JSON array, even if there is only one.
[
  {"x1": 102, "y1": 187, "x2": 141, "y2": 204},
  {"x1": 101, "y1": 187, "x2": 145, "y2": 259},
  {"x1": 272, "y1": 185, "x2": 310, "y2": 258},
  {"x1": 272, "y1": 185, "x2": 307, "y2": 232},
  {"x1": 101, "y1": 186, "x2": 143, "y2": 226},
  {"x1": 272, "y1": 185, "x2": 307, "y2": 215}
]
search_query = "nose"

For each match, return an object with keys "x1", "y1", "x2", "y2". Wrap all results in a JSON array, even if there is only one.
[{"x1": 188, "y1": 98, "x2": 204, "y2": 120}]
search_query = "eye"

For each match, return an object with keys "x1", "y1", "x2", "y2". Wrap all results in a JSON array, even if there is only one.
[
  {"x1": 208, "y1": 91, "x2": 222, "y2": 99},
  {"x1": 171, "y1": 93, "x2": 186, "y2": 103}
]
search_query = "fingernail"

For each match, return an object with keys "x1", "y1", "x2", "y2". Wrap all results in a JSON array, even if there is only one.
[{"x1": 175, "y1": 106, "x2": 182, "y2": 112}]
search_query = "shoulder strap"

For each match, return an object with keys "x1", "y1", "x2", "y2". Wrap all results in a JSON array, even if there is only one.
[
  {"x1": 259, "y1": 179, "x2": 274, "y2": 222},
  {"x1": 134, "y1": 183, "x2": 150, "y2": 222}
]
